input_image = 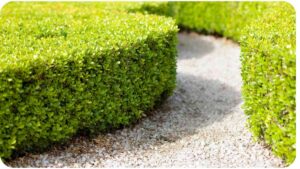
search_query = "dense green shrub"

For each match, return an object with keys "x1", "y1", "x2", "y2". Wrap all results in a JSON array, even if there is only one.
[
  {"x1": 0, "y1": 1, "x2": 296, "y2": 165},
  {"x1": 0, "y1": 2, "x2": 178, "y2": 159},
  {"x1": 240, "y1": 3, "x2": 296, "y2": 164},
  {"x1": 133, "y1": 1, "x2": 296, "y2": 164},
  {"x1": 135, "y1": 2, "x2": 268, "y2": 40}
]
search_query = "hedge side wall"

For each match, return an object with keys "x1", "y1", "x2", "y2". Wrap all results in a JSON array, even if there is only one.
[
  {"x1": 240, "y1": 3, "x2": 296, "y2": 164},
  {"x1": 0, "y1": 2, "x2": 178, "y2": 159},
  {"x1": 135, "y1": 1, "x2": 296, "y2": 164}
]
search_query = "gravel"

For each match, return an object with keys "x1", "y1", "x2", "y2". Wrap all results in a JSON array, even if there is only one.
[{"x1": 4, "y1": 32, "x2": 284, "y2": 167}]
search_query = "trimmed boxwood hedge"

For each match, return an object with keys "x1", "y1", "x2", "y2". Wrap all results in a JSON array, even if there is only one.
[
  {"x1": 132, "y1": 1, "x2": 296, "y2": 164},
  {"x1": 0, "y1": 2, "x2": 296, "y2": 164},
  {"x1": 0, "y1": 2, "x2": 178, "y2": 159},
  {"x1": 240, "y1": 3, "x2": 296, "y2": 164},
  {"x1": 133, "y1": 2, "x2": 270, "y2": 40}
]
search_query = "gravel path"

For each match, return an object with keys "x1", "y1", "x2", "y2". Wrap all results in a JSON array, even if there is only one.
[{"x1": 4, "y1": 32, "x2": 284, "y2": 167}]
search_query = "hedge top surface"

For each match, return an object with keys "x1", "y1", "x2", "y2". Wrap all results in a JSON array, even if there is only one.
[
  {"x1": 0, "y1": 2, "x2": 178, "y2": 160},
  {"x1": 0, "y1": 2, "x2": 177, "y2": 71}
]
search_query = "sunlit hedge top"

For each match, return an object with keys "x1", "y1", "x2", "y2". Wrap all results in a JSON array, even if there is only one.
[{"x1": 0, "y1": 2, "x2": 177, "y2": 71}]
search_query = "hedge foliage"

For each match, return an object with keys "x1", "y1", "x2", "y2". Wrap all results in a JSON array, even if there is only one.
[
  {"x1": 0, "y1": 2, "x2": 178, "y2": 159},
  {"x1": 240, "y1": 3, "x2": 296, "y2": 164},
  {"x1": 134, "y1": 1, "x2": 296, "y2": 164},
  {"x1": 134, "y1": 2, "x2": 269, "y2": 40},
  {"x1": 0, "y1": 1, "x2": 296, "y2": 165}
]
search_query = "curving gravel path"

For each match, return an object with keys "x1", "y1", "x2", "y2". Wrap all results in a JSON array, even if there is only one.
[{"x1": 4, "y1": 32, "x2": 284, "y2": 167}]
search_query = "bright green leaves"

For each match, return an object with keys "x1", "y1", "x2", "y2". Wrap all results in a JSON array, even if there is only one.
[
  {"x1": 1, "y1": 1, "x2": 295, "y2": 165},
  {"x1": 240, "y1": 2, "x2": 296, "y2": 165},
  {"x1": 0, "y1": 2, "x2": 178, "y2": 160}
]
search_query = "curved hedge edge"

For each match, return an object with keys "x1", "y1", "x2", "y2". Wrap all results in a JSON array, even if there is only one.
[
  {"x1": 0, "y1": 0, "x2": 9, "y2": 10},
  {"x1": 132, "y1": 1, "x2": 296, "y2": 165},
  {"x1": 133, "y1": 2, "x2": 269, "y2": 41},
  {"x1": 0, "y1": 2, "x2": 178, "y2": 160}
]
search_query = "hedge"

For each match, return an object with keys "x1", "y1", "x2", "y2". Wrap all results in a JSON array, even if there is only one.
[
  {"x1": 0, "y1": 1, "x2": 296, "y2": 165},
  {"x1": 133, "y1": 2, "x2": 269, "y2": 40},
  {"x1": 133, "y1": 1, "x2": 296, "y2": 164},
  {"x1": 240, "y1": 3, "x2": 296, "y2": 164},
  {"x1": 0, "y1": 2, "x2": 178, "y2": 159}
]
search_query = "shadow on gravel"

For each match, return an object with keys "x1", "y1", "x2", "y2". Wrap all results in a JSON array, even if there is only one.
[
  {"x1": 178, "y1": 32, "x2": 215, "y2": 60},
  {"x1": 59, "y1": 72, "x2": 241, "y2": 154},
  {"x1": 72, "y1": 72, "x2": 242, "y2": 156},
  {"x1": 111, "y1": 72, "x2": 242, "y2": 147}
]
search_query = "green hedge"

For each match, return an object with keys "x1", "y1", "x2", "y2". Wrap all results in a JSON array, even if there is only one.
[
  {"x1": 133, "y1": 1, "x2": 296, "y2": 164},
  {"x1": 0, "y1": 1, "x2": 296, "y2": 165},
  {"x1": 240, "y1": 3, "x2": 296, "y2": 164},
  {"x1": 0, "y1": 2, "x2": 178, "y2": 159},
  {"x1": 134, "y1": 2, "x2": 269, "y2": 40}
]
